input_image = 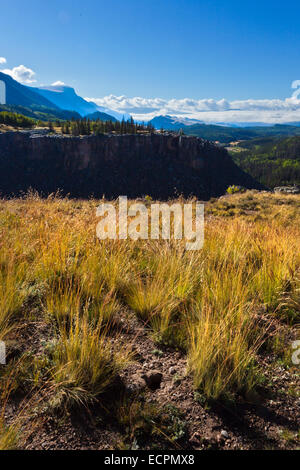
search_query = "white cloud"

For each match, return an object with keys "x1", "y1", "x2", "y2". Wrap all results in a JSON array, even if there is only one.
[
  {"x1": 86, "y1": 80, "x2": 300, "y2": 124},
  {"x1": 1, "y1": 65, "x2": 36, "y2": 84},
  {"x1": 51, "y1": 80, "x2": 65, "y2": 86},
  {"x1": 0, "y1": 57, "x2": 7, "y2": 65}
]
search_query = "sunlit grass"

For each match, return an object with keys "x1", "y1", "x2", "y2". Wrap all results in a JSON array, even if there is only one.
[
  {"x1": 0, "y1": 190, "x2": 299, "y2": 414},
  {"x1": 0, "y1": 420, "x2": 19, "y2": 450},
  {"x1": 187, "y1": 302, "x2": 262, "y2": 399},
  {"x1": 49, "y1": 313, "x2": 132, "y2": 408}
]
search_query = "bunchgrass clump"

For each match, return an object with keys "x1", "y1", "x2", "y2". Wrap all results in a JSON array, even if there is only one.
[
  {"x1": 49, "y1": 314, "x2": 131, "y2": 408},
  {"x1": 0, "y1": 190, "x2": 299, "y2": 438}
]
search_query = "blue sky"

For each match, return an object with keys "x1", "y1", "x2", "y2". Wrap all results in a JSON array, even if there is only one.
[{"x1": 1, "y1": 0, "x2": 300, "y2": 123}]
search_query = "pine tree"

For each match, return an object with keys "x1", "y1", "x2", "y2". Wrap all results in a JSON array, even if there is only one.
[{"x1": 48, "y1": 121, "x2": 54, "y2": 133}]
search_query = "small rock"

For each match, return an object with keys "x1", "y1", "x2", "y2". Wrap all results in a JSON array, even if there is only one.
[
  {"x1": 169, "y1": 366, "x2": 176, "y2": 375},
  {"x1": 221, "y1": 430, "x2": 229, "y2": 439}
]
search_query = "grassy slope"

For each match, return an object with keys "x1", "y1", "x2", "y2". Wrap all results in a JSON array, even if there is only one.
[{"x1": 0, "y1": 191, "x2": 299, "y2": 450}]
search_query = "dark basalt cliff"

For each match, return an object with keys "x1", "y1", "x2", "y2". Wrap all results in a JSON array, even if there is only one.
[{"x1": 0, "y1": 132, "x2": 263, "y2": 199}]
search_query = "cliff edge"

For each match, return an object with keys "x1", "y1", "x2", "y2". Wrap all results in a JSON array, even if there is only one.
[{"x1": 0, "y1": 132, "x2": 264, "y2": 199}]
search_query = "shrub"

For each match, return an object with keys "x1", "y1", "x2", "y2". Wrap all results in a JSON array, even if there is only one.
[{"x1": 226, "y1": 185, "x2": 246, "y2": 194}]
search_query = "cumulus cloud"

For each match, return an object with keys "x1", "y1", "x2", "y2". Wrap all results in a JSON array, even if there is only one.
[
  {"x1": 1, "y1": 65, "x2": 36, "y2": 84},
  {"x1": 0, "y1": 57, "x2": 7, "y2": 65},
  {"x1": 86, "y1": 80, "x2": 300, "y2": 124}
]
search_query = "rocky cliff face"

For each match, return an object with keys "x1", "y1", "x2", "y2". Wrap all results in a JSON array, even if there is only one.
[{"x1": 0, "y1": 132, "x2": 263, "y2": 199}]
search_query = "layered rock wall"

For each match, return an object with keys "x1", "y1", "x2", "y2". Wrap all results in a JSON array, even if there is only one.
[{"x1": 0, "y1": 132, "x2": 263, "y2": 199}]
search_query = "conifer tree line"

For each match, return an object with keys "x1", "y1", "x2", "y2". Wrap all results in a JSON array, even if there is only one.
[
  {"x1": 59, "y1": 117, "x2": 155, "y2": 136},
  {"x1": 233, "y1": 135, "x2": 300, "y2": 188},
  {"x1": 0, "y1": 111, "x2": 35, "y2": 128},
  {"x1": 0, "y1": 110, "x2": 156, "y2": 135}
]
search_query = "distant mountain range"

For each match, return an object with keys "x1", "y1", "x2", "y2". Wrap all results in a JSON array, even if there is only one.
[
  {"x1": 33, "y1": 84, "x2": 126, "y2": 120},
  {"x1": 149, "y1": 115, "x2": 202, "y2": 131},
  {"x1": 149, "y1": 115, "x2": 300, "y2": 143},
  {"x1": 2, "y1": 71, "x2": 300, "y2": 143},
  {"x1": 0, "y1": 72, "x2": 58, "y2": 109},
  {"x1": 0, "y1": 72, "x2": 122, "y2": 122}
]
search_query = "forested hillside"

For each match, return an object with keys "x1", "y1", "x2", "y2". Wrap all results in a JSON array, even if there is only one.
[
  {"x1": 232, "y1": 136, "x2": 300, "y2": 188},
  {"x1": 0, "y1": 111, "x2": 35, "y2": 128},
  {"x1": 182, "y1": 123, "x2": 300, "y2": 143},
  {"x1": 0, "y1": 104, "x2": 81, "y2": 122}
]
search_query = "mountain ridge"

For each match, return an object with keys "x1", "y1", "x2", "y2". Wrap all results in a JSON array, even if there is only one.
[
  {"x1": 33, "y1": 84, "x2": 128, "y2": 120},
  {"x1": 0, "y1": 72, "x2": 121, "y2": 122},
  {"x1": 0, "y1": 72, "x2": 59, "y2": 109},
  {"x1": 149, "y1": 115, "x2": 300, "y2": 143}
]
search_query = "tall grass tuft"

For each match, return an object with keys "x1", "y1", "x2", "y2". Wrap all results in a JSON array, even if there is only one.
[
  {"x1": 49, "y1": 313, "x2": 131, "y2": 408},
  {"x1": 187, "y1": 303, "x2": 262, "y2": 399}
]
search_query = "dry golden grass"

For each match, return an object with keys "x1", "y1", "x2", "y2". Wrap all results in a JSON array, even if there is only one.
[{"x1": 0, "y1": 190, "x2": 299, "y2": 444}]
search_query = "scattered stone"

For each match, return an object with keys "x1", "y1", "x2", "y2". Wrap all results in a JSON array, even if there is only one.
[{"x1": 221, "y1": 430, "x2": 229, "y2": 439}]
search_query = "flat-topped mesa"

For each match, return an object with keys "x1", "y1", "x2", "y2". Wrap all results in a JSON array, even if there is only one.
[{"x1": 0, "y1": 132, "x2": 263, "y2": 199}]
